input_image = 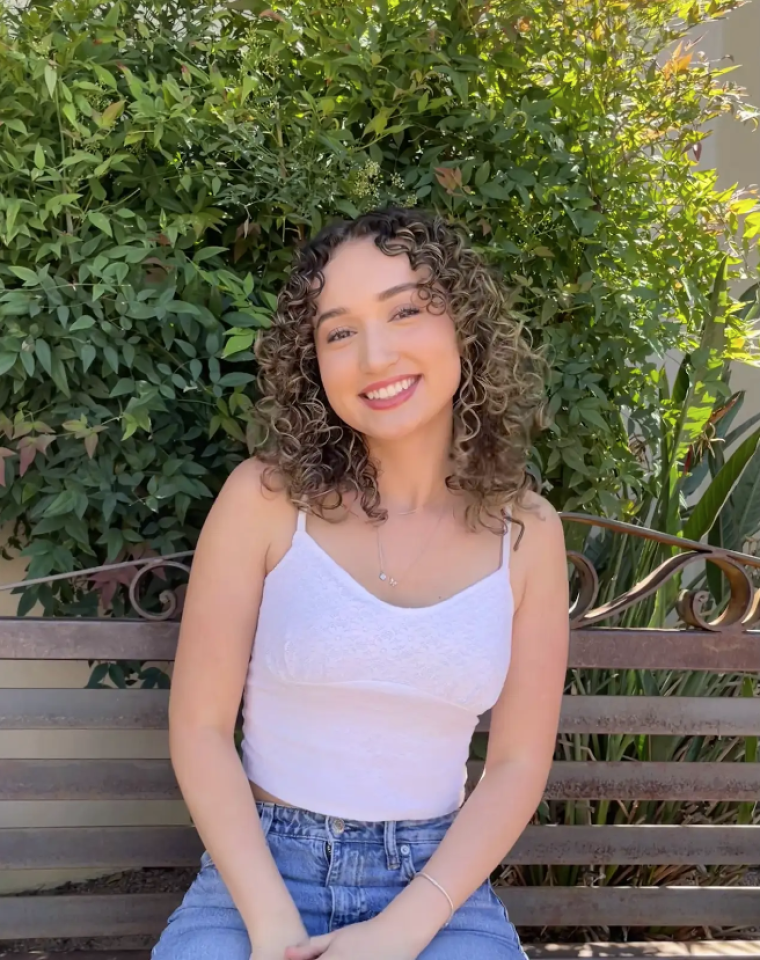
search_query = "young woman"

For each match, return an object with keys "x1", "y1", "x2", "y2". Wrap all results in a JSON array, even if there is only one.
[{"x1": 152, "y1": 207, "x2": 569, "y2": 960}]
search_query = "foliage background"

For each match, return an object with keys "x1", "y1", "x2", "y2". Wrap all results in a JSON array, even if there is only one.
[{"x1": 1, "y1": 0, "x2": 759, "y2": 617}]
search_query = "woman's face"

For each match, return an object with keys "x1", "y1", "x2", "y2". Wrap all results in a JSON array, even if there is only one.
[{"x1": 313, "y1": 237, "x2": 461, "y2": 442}]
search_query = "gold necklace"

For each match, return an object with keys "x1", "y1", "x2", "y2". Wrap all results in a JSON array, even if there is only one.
[{"x1": 376, "y1": 501, "x2": 448, "y2": 587}]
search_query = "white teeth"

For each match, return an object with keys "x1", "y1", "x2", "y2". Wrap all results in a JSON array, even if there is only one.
[{"x1": 365, "y1": 377, "x2": 415, "y2": 401}]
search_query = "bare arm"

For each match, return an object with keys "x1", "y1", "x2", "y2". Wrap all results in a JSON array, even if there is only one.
[
  {"x1": 169, "y1": 460, "x2": 306, "y2": 951},
  {"x1": 377, "y1": 495, "x2": 570, "y2": 951}
]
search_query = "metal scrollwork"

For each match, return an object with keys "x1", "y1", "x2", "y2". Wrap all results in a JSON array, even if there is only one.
[
  {"x1": 127, "y1": 557, "x2": 194, "y2": 622},
  {"x1": 562, "y1": 513, "x2": 760, "y2": 633},
  {"x1": 2, "y1": 512, "x2": 760, "y2": 631}
]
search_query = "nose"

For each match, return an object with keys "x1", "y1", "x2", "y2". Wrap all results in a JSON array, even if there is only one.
[{"x1": 358, "y1": 322, "x2": 399, "y2": 374}]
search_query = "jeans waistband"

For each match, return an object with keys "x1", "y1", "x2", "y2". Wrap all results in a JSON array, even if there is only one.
[{"x1": 256, "y1": 801, "x2": 458, "y2": 866}]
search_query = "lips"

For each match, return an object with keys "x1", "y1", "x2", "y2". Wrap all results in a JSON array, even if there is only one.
[{"x1": 360, "y1": 375, "x2": 421, "y2": 411}]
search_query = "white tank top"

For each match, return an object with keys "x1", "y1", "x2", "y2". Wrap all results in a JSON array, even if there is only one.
[{"x1": 241, "y1": 509, "x2": 514, "y2": 821}]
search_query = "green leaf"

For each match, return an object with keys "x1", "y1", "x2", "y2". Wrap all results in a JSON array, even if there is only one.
[
  {"x1": 100, "y1": 100, "x2": 125, "y2": 126},
  {"x1": 44, "y1": 65, "x2": 57, "y2": 98},
  {"x1": 474, "y1": 160, "x2": 490, "y2": 187},
  {"x1": 9, "y1": 266, "x2": 39, "y2": 285},
  {"x1": 93, "y1": 64, "x2": 118, "y2": 89},
  {"x1": 88, "y1": 211, "x2": 113, "y2": 237},
  {"x1": 46, "y1": 488, "x2": 78, "y2": 518},
  {"x1": 110, "y1": 378, "x2": 135, "y2": 397},
  {"x1": 35, "y1": 339, "x2": 53, "y2": 376},
  {"x1": 34, "y1": 144, "x2": 46, "y2": 170},
  {"x1": 193, "y1": 246, "x2": 228, "y2": 263},
  {"x1": 219, "y1": 371, "x2": 255, "y2": 387},
  {"x1": 70, "y1": 316, "x2": 96, "y2": 331},
  {"x1": 223, "y1": 333, "x2": 254, "y2": 357},
  {"x1": 683, "y1": 426, "x2": 760, "y2": 542},
  {"x1": 561, "y1": 445, "x2": 589, "y2": 475},
  {"x1": 0, "y1": 353, "x2": 17, "y2": 376},
  {"x1": 80, "y1": 343, "x2": 96, "y2": 372}
]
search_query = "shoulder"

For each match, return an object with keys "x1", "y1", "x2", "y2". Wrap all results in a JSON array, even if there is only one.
[
  {"x1": 508, "y1": 491, "x2": 567, "y2": 607},
  {"x1": 203, "y1": 457, "x2": 295, "y2": 541}
]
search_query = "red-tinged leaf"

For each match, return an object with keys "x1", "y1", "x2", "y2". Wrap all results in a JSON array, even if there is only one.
[
  {"x1": 84, "y1": 433, "x2": 99, "y2": 458},
  {"x1": 13, "y1": 422, "x2": 33, "y2": 439},
  {"x1": 32, "y1": 420, "x2": 55, "y2": 434},
  {"x1": 434, "y1": 166, "x2": 462, "y2": 194},
  {"x1": 18, "y1": 437, "x2": 37, "y2": 476},
  {"x1": 35, "y1": 435, "x2": 55, "y2": 455}
]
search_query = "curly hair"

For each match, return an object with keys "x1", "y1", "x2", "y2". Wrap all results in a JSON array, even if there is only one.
[{"x1": 254, "y1": 207, "x2": 549, "y2": 535}]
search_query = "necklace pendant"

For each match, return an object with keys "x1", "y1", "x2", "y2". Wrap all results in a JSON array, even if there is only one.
[{"x1": 379, "y1": 572, "x2": 387, "y2": 581}]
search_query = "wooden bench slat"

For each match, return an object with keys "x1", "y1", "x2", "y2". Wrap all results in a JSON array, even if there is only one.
[
  {"x1": 3, "y1": 621, "x2": 760, "y2": 672},
  {"x1": 3, "y1": 824, "x2": 760, "y2": 870},
  {"x1": 3, "y1": 888, "x2": 757, "y2": 937},
  {"x1": 506, "y1": 825, "x2": 760, "y2": 865},
  {"x1": 2, "y1": 947, "x2": 759, "y2": 960},
  {"x1": 571, "y1": 629, "x2": 760, "y2": 673},
  {"x1": 470, "y1": 761, "x2": 760, "y2": 801},
  {"x1": 0, "y1": 618, "x2": 178, "y2": 661},
  {"x1": 0, "y1": 759, "x2": 181, "y2": 800},
  {"x1": 0, "y1": 826, "x2": 203, "y2": 869},
  {"x1": 477, "y1": 697, "x2": 760, "y2": 736},
  {"x1": 0, "y1": 954, "x2": 151, "y2": 960},
  {"x1": 523, "y1": 944, "x2": 760, "y2": 958},
  {"x1": 4, "y1": 691, "x2": 758, "y2": 736},
  {"x1": 498, "y1": 886, "x2": 760, "y2": 928},
  {"x1": 0, "y1": 892, "x2": 181, "y2": 938},
  {"x1": 5, "y1": 760, "x2": 760, "y2": 801},
  {"x1": 0, "y1": 689, "x2": 170, "y2": 729}
]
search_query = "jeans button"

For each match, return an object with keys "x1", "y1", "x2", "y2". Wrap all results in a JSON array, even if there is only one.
[
  {"x1": 400, "y1": 844, "x2": 410, "y2": 855},
  {"x1": 333, "y1": 818, "x2": 345, "y2": 835}
]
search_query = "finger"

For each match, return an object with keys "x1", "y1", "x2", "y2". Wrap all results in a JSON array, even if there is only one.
[{"x1": 284, "y1": 935, "x2": 333, "y2": 960}]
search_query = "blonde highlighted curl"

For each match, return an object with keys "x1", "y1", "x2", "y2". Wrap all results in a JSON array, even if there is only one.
[{"x1": 254, "y1": 207, "x2": 549, "y2": 533}]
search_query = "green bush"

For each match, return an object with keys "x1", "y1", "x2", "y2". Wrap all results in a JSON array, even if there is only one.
[{"x1": 1, "y1": 0, "x2": 759, "y2": 618}]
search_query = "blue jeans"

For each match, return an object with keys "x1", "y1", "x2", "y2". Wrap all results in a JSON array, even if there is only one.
[{"x1": 152, "y1": 801, "x2": 526, "y2": 959}]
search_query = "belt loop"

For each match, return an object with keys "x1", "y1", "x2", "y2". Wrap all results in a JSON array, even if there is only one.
[
  {"x1": 384, "y1": 819, "x2": 400, "y2": 870},
  {"x1": 257, "y1": 802, "x2": 274, "y2": 840}
]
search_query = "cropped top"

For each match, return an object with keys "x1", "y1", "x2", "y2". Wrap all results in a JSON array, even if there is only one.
[{"x1": 241, "y1": 510, "x2": 514, "y2": 822}]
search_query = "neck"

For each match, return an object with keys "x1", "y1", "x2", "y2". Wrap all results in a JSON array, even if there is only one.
[{"x1": 365, "y1": 410, "x2": 453, "y2": 514}]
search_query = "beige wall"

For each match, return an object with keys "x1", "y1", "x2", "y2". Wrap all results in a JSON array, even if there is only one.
[{"x1": 704, "y1": 3, "x2": 760, "y2": 440}]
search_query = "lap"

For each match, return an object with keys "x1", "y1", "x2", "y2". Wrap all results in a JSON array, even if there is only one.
[{"x1": 420, "y1": 929, "x2": 526, "y2": 959}]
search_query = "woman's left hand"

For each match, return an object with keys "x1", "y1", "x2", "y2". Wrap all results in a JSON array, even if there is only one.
[{"x1": 284, "y1": 919, "x2": 419, "y2": 960}]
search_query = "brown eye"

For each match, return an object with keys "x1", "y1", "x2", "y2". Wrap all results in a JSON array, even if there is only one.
[
  {"x1": 326, "y1": 327, "x2": 351, "y2": 344},
  {"x1": 392, "y1": 305, "x2": 420, "y2": 321}
]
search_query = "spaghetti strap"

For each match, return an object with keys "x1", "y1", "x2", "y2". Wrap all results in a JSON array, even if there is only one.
[
  {"x1": 296, "y1": 508, "x2": 307, "y2": 534},
  {"x1": 499, "y1": 510, "x2": 512, "y2": 571}
]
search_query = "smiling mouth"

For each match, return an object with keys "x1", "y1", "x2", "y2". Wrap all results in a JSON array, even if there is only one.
[{"x1": 361, "y1": 376, "x2": 420, "y2": 401}]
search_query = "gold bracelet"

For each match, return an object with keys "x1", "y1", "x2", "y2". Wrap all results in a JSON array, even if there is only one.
[{"x1": 416, "y1": 871, "x2": 455, "y2": 927}]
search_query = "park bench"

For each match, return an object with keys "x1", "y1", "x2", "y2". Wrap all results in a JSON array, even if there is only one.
[{"x1": 1, "y1": 514, "x2": 759, "y2": 958}]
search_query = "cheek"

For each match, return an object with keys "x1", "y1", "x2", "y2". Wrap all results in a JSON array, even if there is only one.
[
  {"x1": 423, "y1": 318, "x2": 461, "y2": 392},
  {"x1": 315, "y1": 347, "x2": 355, "y2": 412}
]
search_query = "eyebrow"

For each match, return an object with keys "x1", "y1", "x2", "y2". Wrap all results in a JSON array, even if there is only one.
[{"x1": 314, "y1": 282, "x2": 421, "y2": 328}]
